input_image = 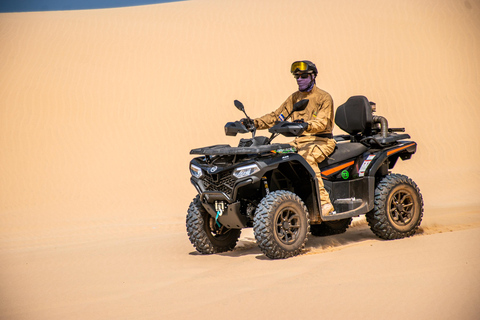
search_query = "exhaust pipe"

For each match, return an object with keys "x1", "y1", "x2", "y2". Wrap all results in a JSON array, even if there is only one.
[{"x1": 372, "y1": 115, "x2": 388, "y2": 138}]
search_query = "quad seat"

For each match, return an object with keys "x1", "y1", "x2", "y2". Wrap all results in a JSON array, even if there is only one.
[
  {"x1": 317, "y1": 95, "x2": 412, "y2": 166},
  {"x1": 317, "y1": 96, "x2": 372, "y2": 167},
  {"x1": 318, "y1": 142, "x2": 368, "y2": 168},
  {"x1": 335, "y1": 96, "x2": 373, "y2": 136},
  {"x1": 333, "y1": 95, "x2": 410, "y2": 146}
]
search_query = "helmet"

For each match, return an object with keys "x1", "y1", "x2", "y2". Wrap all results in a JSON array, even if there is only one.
[{"x1": 291, "y1": 60, "x2": 318, "y2": 76}]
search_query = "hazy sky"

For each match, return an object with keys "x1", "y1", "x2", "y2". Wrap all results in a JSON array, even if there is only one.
[{"x1": 0, "y1": 0, "x2": 185, "y2": 12}]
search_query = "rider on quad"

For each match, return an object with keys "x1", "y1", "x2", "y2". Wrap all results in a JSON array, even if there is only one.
[
  {"x1": 187, "y1": 61, "x2": 423, "y2": 259},
  {"x1": 242, "y1": 60, "x2": 336, "y2": 219}
]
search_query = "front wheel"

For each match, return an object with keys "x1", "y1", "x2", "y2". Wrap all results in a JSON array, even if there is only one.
[
  {"x1": 253, "y1": 191, "x2": 309, "y2": 259},
  {"x1": 186, "y1": 195, "x2": 241, "y2": 254},
  {"x1": 366, "y1": 174, "x2": 424, "y2": 240}
]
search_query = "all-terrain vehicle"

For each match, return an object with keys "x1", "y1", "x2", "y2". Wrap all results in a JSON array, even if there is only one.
[{"x1": 186, "y1": 95, "x2": 424, "y2": 259}]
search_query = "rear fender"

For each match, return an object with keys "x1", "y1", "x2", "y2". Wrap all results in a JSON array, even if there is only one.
[{"x1": 366, "y1": 141, "x2": 417, "y2": 177}]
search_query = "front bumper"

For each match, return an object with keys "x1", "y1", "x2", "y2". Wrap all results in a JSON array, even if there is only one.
[{"x1": 190, "y1": 177, "x2": 256, "y2": 229}]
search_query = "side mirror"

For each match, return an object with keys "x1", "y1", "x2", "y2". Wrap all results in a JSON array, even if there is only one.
[
  {"x1": 293, "y1": 99, "x2": 309, "y2": 112},
  {"x1": 234, "y1": 100, "x2": 245, "y2": 112}
]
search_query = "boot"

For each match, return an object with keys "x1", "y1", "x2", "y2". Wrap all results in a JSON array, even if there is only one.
[{"x1": 321, "y1": 203, "x2": 335, "y2": 216}]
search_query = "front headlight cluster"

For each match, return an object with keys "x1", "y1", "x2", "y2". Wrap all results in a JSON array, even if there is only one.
[
  {"x1": 233, "y1": 163, "x2": 260, "y2": 179},
  {"x1": 190, "y1": 164, "x2": 203, "y2": 178}
]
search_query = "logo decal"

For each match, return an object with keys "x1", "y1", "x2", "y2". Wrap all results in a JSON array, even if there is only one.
[
  {"x1": 209, "y1": 166, "x2": 218, "y2": 173},
  {"x1": 358, "y1": 154, "x2": 376, "y2": 177},
  {"x1": 341, "y1": 170, "x2": 349, "y2": 179}
]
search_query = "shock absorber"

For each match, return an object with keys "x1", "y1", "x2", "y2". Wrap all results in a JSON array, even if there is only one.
[{"x1": 262, "y1": 176, "x2": 270, "y2": 194}]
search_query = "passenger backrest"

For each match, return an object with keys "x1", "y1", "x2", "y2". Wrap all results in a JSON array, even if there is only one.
[{"x1": 335, "y1": 95, "x2": 373, "y2": 136}]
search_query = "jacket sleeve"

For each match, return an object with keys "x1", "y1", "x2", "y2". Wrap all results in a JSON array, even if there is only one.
[
  {"x1": 253, "y1": 97, "x2": 292, "y2": 130},
  {"x1": 305, "y1": 94, "x2": 334, "y2": 134}
]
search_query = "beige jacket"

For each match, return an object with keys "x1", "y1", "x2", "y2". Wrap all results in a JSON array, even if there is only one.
[{"x1": 254, "y1": 86, "x2": 334, "y2": 136}]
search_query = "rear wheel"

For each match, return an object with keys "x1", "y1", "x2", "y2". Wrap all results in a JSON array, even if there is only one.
[
  {"x1": 366, "y1": 174, "x2": 423, "y2": 240},
  {"x1": 186, "y1": 195, "x2": 241, "y2": 254},
  {"x1": 253, "y1": 191, "x2": 309, "y2": 259}
]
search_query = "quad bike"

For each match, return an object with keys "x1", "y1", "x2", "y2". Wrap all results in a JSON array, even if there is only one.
[{"x1": 186, "y1": 96, "x2": 424, "y2": 259}]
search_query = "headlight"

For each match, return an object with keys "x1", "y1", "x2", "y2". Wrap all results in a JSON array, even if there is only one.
[
  {"x1": 233, "y1": 163, "x2": 260, "y2": 179},
  {"x1": 190, "y1": 164, "x2": 203, "y2": 178}
]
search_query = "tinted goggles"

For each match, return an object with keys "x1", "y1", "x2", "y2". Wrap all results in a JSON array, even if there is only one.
[
  {"x1": 294, "y1": 73, "x2": 311, "y2": 79},
  {"x1": 291, "y1": 61, "x2": 308, "y2": 73}
]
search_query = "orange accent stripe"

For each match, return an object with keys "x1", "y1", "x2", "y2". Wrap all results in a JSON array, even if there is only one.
[
  {"x1": 321, "y1": 161, "x2": 354, "y2": 176},
  {"x1": 387, "y1": 143, "x2": 416, "y2": 156}
]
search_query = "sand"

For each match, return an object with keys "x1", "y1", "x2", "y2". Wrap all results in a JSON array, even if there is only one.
[{"x1": 1, "y1": 0, "x2": 479, "y2": 319}]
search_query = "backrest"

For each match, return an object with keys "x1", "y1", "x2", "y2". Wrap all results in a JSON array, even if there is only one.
[{"x1": 335, "y1": 95, "x2": 373, "y2": 135}]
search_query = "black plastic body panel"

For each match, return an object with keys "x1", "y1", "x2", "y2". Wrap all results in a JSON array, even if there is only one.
[
  {"x1": 366, "y1": 141, "x2": 417, "y2": 177},
  {"x1": 201, "y1": 201, "x2": 247, "y2": 229},
  {"x1": 322, "y1": 177, "x2": 375, "y2": 221}
]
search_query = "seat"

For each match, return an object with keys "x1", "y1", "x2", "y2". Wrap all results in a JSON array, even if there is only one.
[
  {"x1": 318, "y1": 96, "x2": 372, "y2": 167},
  {"x1": 334, "y1": 95, "x2": 373, "y2": 136},
  {"x1": 318, "y1": 142, "x2": 368, "y2": 168}
]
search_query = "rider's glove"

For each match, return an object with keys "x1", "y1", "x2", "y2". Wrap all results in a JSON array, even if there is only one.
[{"x1": 240, "y1": 118, "x2": 255, "y2": 131}]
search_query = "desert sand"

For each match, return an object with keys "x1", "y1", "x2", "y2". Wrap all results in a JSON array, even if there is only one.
[{"x1": 1, "y1": 0, "x2": 480, "y2": 319}]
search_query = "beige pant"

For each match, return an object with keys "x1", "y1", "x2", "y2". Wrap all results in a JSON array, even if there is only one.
[{"x1": 291, "y1": 137, "x2": 336, "y2": 205}]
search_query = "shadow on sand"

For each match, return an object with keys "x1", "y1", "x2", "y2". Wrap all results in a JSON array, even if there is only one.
[{"x1": 199, "y1": 219, "x2": 382, "y2": 259}]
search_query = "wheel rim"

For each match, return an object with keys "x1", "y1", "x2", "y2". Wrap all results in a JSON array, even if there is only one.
[
  {"x1": 388, "y1": 188, "x2": 415, "y2": 227},
  {"x1": 275, "y1": 207, "x2": 301, "y2": 245}
]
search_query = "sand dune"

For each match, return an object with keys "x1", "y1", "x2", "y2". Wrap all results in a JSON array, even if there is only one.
[{"x1": 1, "y1": 0, "x2": 480, "y2": 319}]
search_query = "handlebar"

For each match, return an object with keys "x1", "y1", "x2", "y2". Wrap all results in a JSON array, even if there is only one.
[
  {"x1": 268, "y1": 121, "x2": 308, "y2": 137},
  {"x1": 224, "y1": 121, "x2": 249, "y2": 136},
  {"x1": 224, "y1": 121, "x2": 256, "y2": 137}
]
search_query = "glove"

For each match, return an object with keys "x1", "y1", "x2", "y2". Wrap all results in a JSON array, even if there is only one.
[
  {"x1": 293, "y1": 119, "x2": 309, "y2": 133},
  {"x1": 240, "y1": 118, "x2": 255, "y2": 131}
]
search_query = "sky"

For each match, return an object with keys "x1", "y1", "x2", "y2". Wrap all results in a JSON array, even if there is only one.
[{"x1": 0, "y1": 0, "x2": 184, "y2": 12}]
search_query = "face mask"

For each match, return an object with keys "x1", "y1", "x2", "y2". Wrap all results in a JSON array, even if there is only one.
[{"x1": 296, "y1": 74, "x2": 314, "y2": 92}]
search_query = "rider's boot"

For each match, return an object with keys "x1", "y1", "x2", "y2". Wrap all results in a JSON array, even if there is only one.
[
  {"x1": 321, "y1": 203, "x2": 335, "y2": 216},
  {"x1": 310, "y1": 203, "x2": 335, "y2": 224}
]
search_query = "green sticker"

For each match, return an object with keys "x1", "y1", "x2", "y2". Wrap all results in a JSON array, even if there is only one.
[
  {"x1": 341, "y1": 170, "x2": 349, "y2": 179},
  {"x1": 274, "y1": 147, "x2": 296, "y2": 153}
]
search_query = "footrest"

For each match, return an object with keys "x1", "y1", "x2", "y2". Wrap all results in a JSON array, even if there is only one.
[
  {"x1": 334, "y1": 197, "x2": 363, "y2": 213},
  {"x1": 321, "y1": 200, "x2": 369, "y2": 221}
]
